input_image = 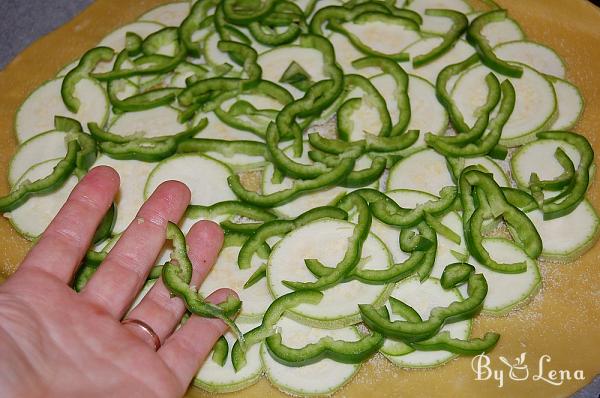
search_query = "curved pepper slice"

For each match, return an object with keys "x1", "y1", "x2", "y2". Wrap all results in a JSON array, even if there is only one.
[
  {"x1": 428, "y1": 72, "x2": 500, "y2": 145},
  {"x1": 231, "y1": 290, "x2": 324, "y2": 371},
  {"x1": 180, "y1": 0, "x2": 220, "y2": 56},
  {"x1": 61, "y1": 46, "x2": 115, "y2": 112},
  {"x1": 308, "y1": 150, "x2": 386, "y2": 188},
  {"x1": 355, "y1": 186, "x2": 458, "y2": 228},
  {"x1": 162, "y1": 222, "x2": 243, "y2": 341},
  {"x1": 352, "y1": 56, "x2": 411, "y2": 136},
  {"x1": 237, "y1": 206, "x2": 348, "y2": 269},
  {"x1": 535, "y1": 131, "x2": 594, "y2": 220},
  {"x1": 222, "y1": 0, "x2": 278, "y2": 25},
  {"x1": 460, "y1": 168, "x2": 542, "y2": 273},
  {"x1": 282, "y1": 193, "x2": 372, "y2": 291},
  {"x1": 212, "y1": 336, "x2": 229, "y2": 367},
  {"x1": 228, "y1": 157, "x2": 355, "y2": 207},
  {"x1": 412, "y1": 9, "x2": 468, "y2": 67},
  {"x1": 265, "y1": 325, "x2": 384, "y2": 366},
  {"x1": 186, "y1": 200, "x2": 277, "y2": 222},
  {"x1": 177, "y1": 138, "x2": 268, "y2": 160},
  {"x1": 0, "y1": 138, "x2": 79, "y2": 212},
  {"x1": 440, "y1": 262, "x2": 475, "y2": 289},
  {"x1": 359, "y1": 273, "x2": 488, "y2": 342},
  {"x1": 467, "y1": 10, "x2": 523, "y2": 78},
  {"x1": 411, "y1": 331, "x2": 500, "y2": 355},
  {"x1": 427, "y1": 79, "x2": 515, "y2": 158},
  {"x1": 308, "y1": 129, "x2": 419, "y2": 156}
]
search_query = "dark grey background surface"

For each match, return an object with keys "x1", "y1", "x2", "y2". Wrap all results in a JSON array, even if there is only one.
[{"x1": 0, "y1": 1, "x2": 598, "y2": 397}]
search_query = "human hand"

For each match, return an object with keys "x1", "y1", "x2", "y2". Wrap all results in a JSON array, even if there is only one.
[{"x1": 0, "y1": 166, "x2": 236, "y2": 398}]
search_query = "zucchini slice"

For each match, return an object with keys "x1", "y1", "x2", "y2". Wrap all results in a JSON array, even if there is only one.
[
  {"x1": 109, "y1": 106, "x2": 187, "y2": 139},
  {"x1": 451, "y1": 63, "x2": 556, "y2": 146},
  {"x1": 144, "y1": 154, "x2": 237, "y2": 205},
  {"x1": 8, "y1": 130, "x2": 69, "y2": 186},
  {"x1": 6, "y1": 159, "x2": 78, "y2": 240},
  {"x1": 261, "y1": 316, "x2": 361, "y2": 396},
  {"x1": 461, "y1": 238, "x2": 541, "y2": 315},
  {"x1": 195, "y1": 320, "x2": 263, "y2": 393},
  {"x1": 382, "y1": 276, "x2": 471, "y2": 367},
  {"x1": 524, "y1": 199, "x2": 599, "y2": 262},
  {"x1": 267, "y1": 219, "x2": 393, "y2": 328},
  {"x1": 387, "y1": 149, "x2": 455, "y2": 195},
  {"x1": 548, "y1": 77, "x2": 584, "y2": 130},
  {"x1": 493, "y1": 40, "x2": 566, "y2": 78},
  {"x1": 15, "y1": 78, "x2": 108, "y2": 143}
]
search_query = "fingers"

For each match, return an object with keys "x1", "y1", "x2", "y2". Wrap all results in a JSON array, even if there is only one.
[
  {"x1": 80, "y1": 181, "x2": 190, "y2": 318},
  {"x1": 123, "y1": 220, "x2": 224, "y2": 348},
  {"x1": 158, "y1": 288, "x2": 238, "y2": 393},
  {"x1": 20, "y1": 166, "x2": 119, "y2": 282}
]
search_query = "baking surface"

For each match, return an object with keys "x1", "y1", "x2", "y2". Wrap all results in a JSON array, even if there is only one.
[{"x1": 0, "y1": 0, "x2": 599, "y2": 397}]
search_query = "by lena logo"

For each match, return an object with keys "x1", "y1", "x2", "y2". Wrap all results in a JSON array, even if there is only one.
[{"x1": 471, "y1": 352, "x2": 585, "y2": 388}]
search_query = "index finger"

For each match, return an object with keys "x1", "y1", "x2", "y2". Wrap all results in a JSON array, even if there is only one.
[{"x1": 20, "y1": 166, "x2": 120, "y2": 283}]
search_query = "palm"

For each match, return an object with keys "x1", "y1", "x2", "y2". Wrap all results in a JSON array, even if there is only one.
[{"x1": 0, "y1": 167, "x2": 234, "y2": 398}]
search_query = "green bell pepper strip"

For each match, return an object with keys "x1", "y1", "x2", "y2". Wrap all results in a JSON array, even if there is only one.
[
  {"x1": 161, "y1": 222, "x2": 243, "y2": 341},
  {"x1": 125, "y1": 32, "x2": 143, "y2": 56},
  {"x1": 307, "y1": 150, "x2": 387, "y2": 188},
  {"x1": 411, "y1": 331, "x2": 500, "y2": 355},
  {"x1": 399, "y1": 225, "x2": 434, "y2": 253},
  {"x1": 328, "y1": 12, "x2": 419, "y2": 62},
  {"x1": 231, "y1": 290, "x2": 324, "y2": 371},
  {"x1": 248, "y1": 20, "x2": 301, "y2": 46},
  {"x1": 352, "y1": 56, "x2": 411, "y2": 136},
  {"x1": 428, "y1": 72, "x2": 500, "y2": 146},
  {"x1": 359, "y1": 273, "x2": 488, "y2": 342},
  {"x1": 436, "y1": 54, "x2": 480, "y2": 134},
  {"x1": 61, "y1": 46, "x2": 115, "y2": 112},
  {"x1": 213, "y1": 81, "x2": 293, "y2": 137},
  {"x1": 228, "y1": 157, "x2": 356, "y2": 207},
  {"x1": 279, "y1": 61, "x2": 314, "y2": 91},
  {"x1": 309, "y1": 3, "x2": 421, "y2": 37},
  {"x1": 148, "y1": 265, "x2": 164, "y2": 280},
  {"x1": 389, "y1": 297, "x2": 422, "y2": 322},
  {"x1": 243, "y1": 263, "x2": 267, "y2": 289},
  {"x1": 222, "y1": 0, "x2": 278, "y2": 25},
  {"x1": 336, "y1": 74, "x2": 392, "y2": 140},
  {"x1": 261, "y1": 0, "x2": 305, "y2": 26},
  {"x1": 92, "y1": 204, "x2": 116, "y2": 244},
  {"x1": 460, "y1": 169, "x2": 542, "y2": 273},
  {"x1": 92, "y1": 39, "x2": 187, "y2": 81},
  {"x1": 212, "y1": 336, "x2": 229, "y2": 367},
  {"x1": 308, "y1": 129, "x2": 419, "y2": 155},
  {"x1": 536, "y1": 131, "x2": 594, "y2": 220},
  {"x1": 501, "y1": 187, "x2": 537, "y2": 212},
  {"x1": 440, "y1": 262, "x2": 475, "y2": 289},
  {"x1": 178, "y1": 41, "x2": 261, "y2": 107},
  {"x1": 54, "y1": 116, "x2": 98, "y2": 172},
  {"x1": 424, "y1": 213, "x2": 461, "y2": 245},
  {"x1": 410, "y1": 222, "x2": 439, "y2": 281},
  {"x1": 237, "y1": 206, "x2": 348, "y2": 269},
  {"x1": 88, "y1": 117, "x2": 207, "y2": 144},
  {"x1": 530, "y1": 147, "x2": 575, "y2": 198},
  {"x1": 142, "y1": 27, "x2": 179, "y2": 55},
  {"x1": 355, "y1": 186, "x2": 458, "y2": 228},
  {"x1": 222, "y1": 232, "x2": 272, "y2": 260},
  {"x1": 0, "y1": 138, "x2": 79, "y2": 212},
  {"x1": 265, "y1": 325, "x2": 383, "y2": 366},
  {"x1": 426, "y1": 79, "x2": 515, "y2": 158},
  {"x1": 98, "y1": 139, "x2": 174, "y2": 162},
  {"x1": 180, "y1": 0, "x2": 220, "y2": 56},
  {"x1": 186, "y1": 200, "x2": 277, "y2": 222},
  {"x1": 467, "y1": 10, "x2": 523, "y2": 78},
  {"x1": 177, "y1": 138, "x2": 268, "y2": 159},
  {"x1": 412, "y1": 9, "x2": 468, "y2": 67},
  {"x1": 220, "y1": 220, "x2": 263, "y2": 235},
  {"x1": 110, "y1": 87, "x2": 182, "y2": 113},
  {"x1": 282, "y1": 193, "x2": 372, "y2": 291},
  {"x1": 73, "y1": 263, "x2": 97, "y2": 292}
]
